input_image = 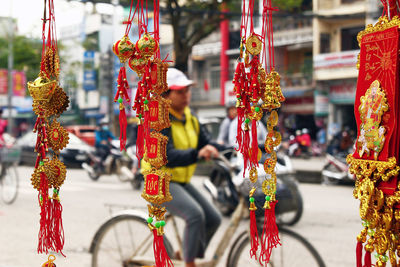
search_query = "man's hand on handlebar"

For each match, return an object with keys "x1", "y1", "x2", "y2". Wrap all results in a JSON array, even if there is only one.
[{"x1": 198, "y1": 145, "x2": 219, "y2": 161}]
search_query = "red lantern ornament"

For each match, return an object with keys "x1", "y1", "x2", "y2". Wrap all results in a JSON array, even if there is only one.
[{"x1": 113, "y1": 35, "x2": 135, "y2": 63}]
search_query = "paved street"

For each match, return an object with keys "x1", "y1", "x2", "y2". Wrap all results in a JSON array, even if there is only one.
[{"x1": 0, "y1": 165, "x2": 359, "y2": 267}]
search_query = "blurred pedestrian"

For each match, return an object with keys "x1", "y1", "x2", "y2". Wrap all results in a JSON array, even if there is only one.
[{"x1": 217, "y1": 102, "x2": 237, "y2": 145}]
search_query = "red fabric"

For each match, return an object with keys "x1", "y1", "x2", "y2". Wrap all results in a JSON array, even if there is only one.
[
  {"x1": 356, "y1": 241, "x2": 363, "y2": 267},
  {"x1": 353, "y1": 26, "x2": 399, "y2": 195},
  {"x1": 204, "y1": 80, "x2": 209, "y2": 92},
  {"x1": 152, "y1": 229, "x2": 173, "y2": 267},
  {"x1": 364, "y1": 250, "x2": 371, "y2": 267},
  {"x1": 260, "y1": 201, "x2": 281, "y2": 265},
  {"x1": 51, "y1": 197, "x2": 65, "y2": 256},
  {"x1": 119, "y1": 108, "x2": 127, "y2": 151},
  {"x1": 38, "y1": 172, "x2": 50, "y2": 254},
  {"x1": 249, "y1": 209, "x2": 259, "y2": 260}
]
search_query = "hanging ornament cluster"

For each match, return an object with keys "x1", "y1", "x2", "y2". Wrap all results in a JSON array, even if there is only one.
[
  {"x1": 27, "y1": 0, "x2": 69, "y2": 257},
  {"x1": 347, "y1": 9, "x2": 400, "y2": 267},
  {"x1": 233, "y1": 0, "x2": 284, "y2": 264},
  {"x1": 113, "y1": 0, "x2": 173, "y2": 266}
]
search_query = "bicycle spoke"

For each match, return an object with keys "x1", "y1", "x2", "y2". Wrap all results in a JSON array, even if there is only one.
[
  {"x1": 1, "y1": 165, "x2": 18, "y2": 204},
  {"x1": 91, "y1": 215, "x2": 170, "y2": 267},
  {"x1": 231, "y1": 228, "x2": 325, "y2": 267}
]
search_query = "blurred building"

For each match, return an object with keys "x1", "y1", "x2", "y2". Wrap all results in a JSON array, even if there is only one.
[
  {"x1": 189, "y1": 2, "x2": 314, "y2": 138},
  {"x1": 312, "y1": 0, "x2": 380, "y2": 138}
]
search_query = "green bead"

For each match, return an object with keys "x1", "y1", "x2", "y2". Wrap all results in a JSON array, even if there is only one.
[
  {"x1": 118, "y1": 98, "x2": 123, "y2": 103},
  {"x1": 155, "y1": 221, "x2": 161, "y2": 228},
  {"x1": 265, "y1": 195, "x2": 271, "y2": 201},
  {"x1": 237, "y1": 96, "x2": 241, "y2": 100},
  {"x1": 255, "y1": 107, "x2": 260, "y2": 112},
  {"x1": 147, "y1": 217, "x2": 153, "y2": 224},
  {"x1": 144, "y1": 100, "x2": 149, "y2": 104},
  {"x1": 249, "y1": 197, "x2": 254, "y2": 203},
  {"x1": 39, "y1": 161, "x2": 44, "y2": 166},
  {"x1": 39, "y1": 195, "x2": 43, "y2": 201},
  {"x1": 138, "y1": 114, "x2": 142, "y2": 119},
  {"x1": 368, "y1": 229, "x2": 375, "y2": 236},
  {"x1": 245, "y1": 118, "x2": 250, "y2": 124},
  {"x1": 53, "y1": 188, "x2": 58, "y2": 194},
  {"x1": 160, "y1": 220, "x2": 166, "y2": 227}
]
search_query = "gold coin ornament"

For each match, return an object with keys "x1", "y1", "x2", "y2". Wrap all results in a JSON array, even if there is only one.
[
  {"x1": 26, "y1": 0, "x2": 68, "y2": 256},
  {"x1": 246, "y1": 33, "x2": 262, "y2": 56},
  {"x1": 233, "y1": 0, "x2": 284, "y2": 264}
]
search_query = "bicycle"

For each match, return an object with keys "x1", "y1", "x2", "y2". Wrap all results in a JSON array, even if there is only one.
[
  {"x1": 90, "y1": 193, "x2": 326, "y2": 266},
  {"x1": 0, "y1": 146, "x2": 21, "y2": 204}
]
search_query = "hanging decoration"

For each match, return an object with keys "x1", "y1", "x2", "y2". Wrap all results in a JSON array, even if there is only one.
[
  {"x1": 27, "y1": 0, "x2": 69, "y2": 257},
  {"x1": 347, "y1": 5, "x2": 400, "y2": 267},
  {"x1": 233, "y1": 0, "x2": 284, "y2": 264},
  {"x1": 41, "y1": 255, "x2": 57, "y2": 267},
  {"x1": 113, "y1": 0, "x2": 173, "y2": 265}
]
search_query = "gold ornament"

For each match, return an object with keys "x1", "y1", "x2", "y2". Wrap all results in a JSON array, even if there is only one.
[
  {"x1": 144, "y1": 132, "x2": 168, "y2": 168},
  {"x1": 113, "y1": 35, "x2": 135, "y2": 63},
  {"x1": 48, "y1": 157, "x2": 67, "y2": 189},
  {"x1": 142, "y1": 168, "x2": 172, "y2": 205},
  {"x1": 47, "y1": 120, "x2": 69, "y2": 152},
  {"x1": 245, "y1": 33, "x2": 262, "y2": 56},
  {"x1": 28, "y1": 76, "x2": 57, "y2": 102},
  {"x1": 150, "y1": 58, "x2": 169, "y2": 95},
  {"x1": 356, "y1": 80, "x2": 389, "y2": 160},
  {"x1": 148, "y1": 95, "x2": 171, "y2": 131},
  {"x1": 136, "y1": 33, "x2": 159, "y2": 59}
]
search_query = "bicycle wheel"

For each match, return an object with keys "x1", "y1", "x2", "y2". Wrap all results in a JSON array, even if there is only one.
[
  {"x1": 1, "y1": 164, "x2": 18, "y2": 204},
  {"x1": 91, "y1": 212, "x2": 174, "y2": 267},
  {"x1": 276, "y1": 176, "x2": 303, "y2": 226},
  {"x1": 229, "y1": 227, "x2": 326, "y2": 267}
]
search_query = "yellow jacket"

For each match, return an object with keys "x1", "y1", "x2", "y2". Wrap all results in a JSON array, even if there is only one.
[{"x1": 141, "y1": 107, "x2": 200, "y2": 183}]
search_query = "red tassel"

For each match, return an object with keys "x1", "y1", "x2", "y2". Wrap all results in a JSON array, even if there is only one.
[
  {"x1": 152, "y1": 229, "x2": 173, "y2": 267},
  {"x1": 249, "y1": 209, "x2": 259, "y2": 260},
  {"x1": 236, "y1": 108, "x2": 244, "y2": 151},
  {"x1": 242, "y1": 128, "x2": 250, "y2": 176},
  {"x1": 364, "y1": 249, "x2": 371, "y2": 267},
  {"x1": 260, "y1": 201, "x2": 281, "y2": 265},
  {"x1": 119, "y1": 108, "x2": 127, "y2": 151},
  {"x1": 136, "y1": 124, "x2": 144, "y2": 161},
  {"x1": 251, "y1": 119, "x2": 258, "y2": 167},
  {"x1": 38, "y1": 172, "x2": 50, "y2": 254},
  {"x1": 356, "y1": 241, "x2": 363, "y2": 267},
  {"x1": 51, "y1": 196, "x2": 65, "y2": 256},
  {"x1": 144, "y1": 108, "x2": 150, "y2": 140}
]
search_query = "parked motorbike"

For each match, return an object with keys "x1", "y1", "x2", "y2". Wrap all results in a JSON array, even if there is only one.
[
  {"x1": 321, "y1": 152, "x2": 355, "y2": 185},
  {"x1": 82, "y1": 140, "x2": 135, "y2": 182},
  {"x1": 204, "y1": 149, "x2": 304, "y2": 226}
]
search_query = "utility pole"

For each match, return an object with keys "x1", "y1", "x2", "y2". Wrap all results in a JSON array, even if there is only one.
[{"x1": 7, "y1": 3, "x2": 14, "y2": 136}]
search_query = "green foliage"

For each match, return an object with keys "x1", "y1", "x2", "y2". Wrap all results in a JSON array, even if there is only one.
[
  {"x1": 272, "y1": 0, "x2": 303, "y2": 11},
  {"x1": 0, "y1": 36, "x2": 42, "y2": 82}
]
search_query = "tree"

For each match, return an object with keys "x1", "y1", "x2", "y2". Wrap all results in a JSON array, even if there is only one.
[
  {"x1": 0, "y1": 36, "x2": 42, "y2": 82},
  {"x1": 164, "y1": 0, "x2": 240, "y2": 72},
  {"x1": 272, "y1": 0, "x2": 303, "y2": 11}
]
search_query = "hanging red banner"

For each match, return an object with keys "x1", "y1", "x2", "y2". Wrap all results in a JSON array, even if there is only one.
[
  {"x1": 0, "y1": 70, "x2": 8, "y2": 95},
  {"x1": 13, "y1": 71, "x2": 26, "y2": 97}
]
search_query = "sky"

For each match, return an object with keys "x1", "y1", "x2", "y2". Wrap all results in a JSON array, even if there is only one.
[{"x1": 0, "y1": 0, "x2": 115, "y2": 38}]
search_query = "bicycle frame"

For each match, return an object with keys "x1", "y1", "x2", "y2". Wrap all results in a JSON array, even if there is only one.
[
  {"x1": 166, "y1": 197, "x2": 246, "y2": 267},
  {"x1": 116, "y1": 196, "x2": 247, "y2": 267}
]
